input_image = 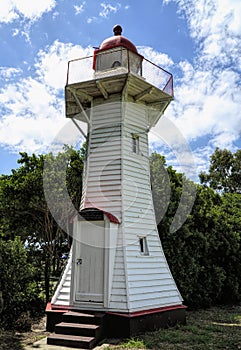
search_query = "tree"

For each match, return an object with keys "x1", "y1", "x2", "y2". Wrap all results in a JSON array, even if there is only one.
[
  {"x1": 149, "y1": 152, "x2": 171, "y2": 224},
  {"x1": 0, "y1": 236, "x2": 42, "y2": 329},
  {"x1": 212, "y1": 192, "x2": 241, "y2": 303},
  {"x1": 150, "y1": 151, "x2": 241, "y2": 308},
  {"x1": 0, "y1": 152, "x2": 58, "y2": 303},
  {"x1": 199, "y1": 148, "x2": 241, "y2": 193},
  {"x1": 150, "y1": 151, "x2": 196, "y2": 232},
  {"x1": 0, "y1": 146, "x2": 84, "y2": 303}
]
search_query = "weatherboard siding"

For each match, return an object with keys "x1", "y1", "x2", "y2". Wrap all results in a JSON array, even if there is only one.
[
  {"x1": 81, "y1": 95, "x2": 122, "y2": 220},
  {"x1": 51, "y1": 249, "x2": 72, "y2": 306},
  {"x1": 121, "y1": 102, "x2": 182, "y2": 311},
  {"x1": 109, "y1": 227, "x2": 128, "y2": 310},
  {"x1": 53, "y1": 87, "x2": 183, "y2": 311}
]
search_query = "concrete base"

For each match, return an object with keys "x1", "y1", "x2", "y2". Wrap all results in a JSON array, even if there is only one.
[
  {"x1": 46, "y1": 303, "x2": 186, "y2": 337},
  {"x1": 104, "y1": 305, "x2": 186, "y2": 338},
  {"x1": 46, "y1": 303, "x2": 66, "y2": 332}
]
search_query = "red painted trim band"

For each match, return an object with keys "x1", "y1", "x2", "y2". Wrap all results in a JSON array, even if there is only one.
[
  {"x1": 45, "y1": 303, "x2": 70, "y2": 313},
  {"x1": 107, "y1": 305, "x2": 187, "y2": 318}
]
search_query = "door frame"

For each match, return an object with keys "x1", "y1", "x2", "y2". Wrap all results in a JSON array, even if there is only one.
[
  {"x1": 75, "y1": 219, "x2": 105, "y2": 303},
  {"x1": 70, "y1": 213, "x2": 114, "y2": 309}
]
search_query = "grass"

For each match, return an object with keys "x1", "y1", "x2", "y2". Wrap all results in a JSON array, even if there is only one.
[
  {"x1": 0, "y1": 306, "x2": 240, "y2": 349},
  {"x1": 106, "y1": 306, "x2": 241, "y2": 350}
]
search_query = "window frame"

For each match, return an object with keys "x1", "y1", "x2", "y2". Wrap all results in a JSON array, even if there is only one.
[
  {"x1": 132, "y1": 133, "x2": 140, "y2": 154},
  {"x1": 139, "y1": 236, "x2": 149, "y2": 256}
]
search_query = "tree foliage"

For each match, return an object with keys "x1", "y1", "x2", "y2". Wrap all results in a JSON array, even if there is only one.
[
  {"x1": 0, "y1": 236, "x2": 42, "y2": 329},
  {"x1": 0, "y1": 145, "x2": 240, "y2": 318},
  {"x1": 0, "y1": 146, "x2": 84, "y2": 304},
  {"x1": 150, "y1": 150, "x2": 241, "y2": 308},
  {"x1": 199, "y1": 148, "x2": 241, "y2": 193}
]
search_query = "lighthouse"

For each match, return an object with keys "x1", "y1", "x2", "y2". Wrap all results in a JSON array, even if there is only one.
[{"x1": 47, "y1": 26, "x2": 186, "y2": 348}]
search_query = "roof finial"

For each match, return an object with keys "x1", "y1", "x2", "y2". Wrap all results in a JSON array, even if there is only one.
[{"x1": 113, "y1": 24, "x2": 122, "y2": 36}]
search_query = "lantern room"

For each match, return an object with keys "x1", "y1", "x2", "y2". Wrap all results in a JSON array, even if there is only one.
[{"x1": 93, "y1": 25, "x2": 143, "y2": 77}]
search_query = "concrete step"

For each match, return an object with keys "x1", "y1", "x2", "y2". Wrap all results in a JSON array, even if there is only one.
[
  {"x1": 47, "y1": 310, "x2": 106, "y2": 348},
  {"x1": 55, "y1": 322, "x2": 100, "y2": 337},
  {"x1": 62, "y1": 311, "x2": 104, "y2": 325},
  {"x1": 47, "y1": 333, "x2": 96, "y2": 349}
]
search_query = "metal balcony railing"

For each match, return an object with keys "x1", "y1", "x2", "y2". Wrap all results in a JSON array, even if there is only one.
[{"x1": 66, "y1": 48, "x2": 174, "y2": 98}]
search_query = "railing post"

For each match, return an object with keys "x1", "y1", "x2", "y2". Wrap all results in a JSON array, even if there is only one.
[
  {"x1": 163, "y1": 75, "x2": 174, "y2": 97},
  {"x1": 127, "y1": 49, "x2": 130, "y2": 73},
  {"x1": 140, "y1": 57, "x2": 143, "y2": 77},
  {"x1": 66, "y1": 61, "x2": 70, "y2": 86}
]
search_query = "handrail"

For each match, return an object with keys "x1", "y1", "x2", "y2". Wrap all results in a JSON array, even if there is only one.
[
  {"x1": 66, "y1": 49, "x2": 174, "y2": 97},
  {"x1": 66, "y1": 55, "x2": 94, "y2": 86}
]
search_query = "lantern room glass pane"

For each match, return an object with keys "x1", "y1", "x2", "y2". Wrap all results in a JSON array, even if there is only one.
[
  {"x1": 95, "y1": 48, "x2": 143, "y2": 76},
  {"x1": 96, "y1": 48, "x2": 123, "y2": 71}
]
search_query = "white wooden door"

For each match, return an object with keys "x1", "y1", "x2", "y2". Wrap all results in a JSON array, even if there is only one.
[{"x1": 75, "y1": 221, "x2": 105, "y2": 303}]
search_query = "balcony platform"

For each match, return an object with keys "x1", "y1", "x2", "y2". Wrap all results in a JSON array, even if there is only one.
[{"x1": 65, "y1": 72, "x2": 173, "y2": 127}]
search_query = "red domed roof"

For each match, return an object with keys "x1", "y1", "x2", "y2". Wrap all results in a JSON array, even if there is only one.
[
  {"x1": 98, "y1": 25, "x2": 138, "y2": 53},
  {"x1": 99, "y1": 35, "x2": 138, "y2": 53}
]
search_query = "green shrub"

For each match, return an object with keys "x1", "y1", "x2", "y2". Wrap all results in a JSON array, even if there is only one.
[
  {"x1": 157, "y1": 186, "x2": 241, "y2": 308},
  {"x1": 0, "y1": 236, "x2": 44, "y2": 329}
]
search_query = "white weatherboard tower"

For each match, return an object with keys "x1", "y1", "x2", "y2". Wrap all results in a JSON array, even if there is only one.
[{"x1": 47, "y1": 26, "x2": 186, "y2": 345}]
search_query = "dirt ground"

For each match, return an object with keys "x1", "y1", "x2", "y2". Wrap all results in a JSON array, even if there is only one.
[
  {"x1": 21, "y1": 316, "x2": 50, "y2": 347},
  {"x1": 0, "y1": 316, "x2": 49, "y2": 350}
]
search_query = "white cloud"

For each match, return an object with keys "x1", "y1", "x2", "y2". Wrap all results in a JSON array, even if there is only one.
[
  {"x1": 192, "y1": 145, "x2": 214, "y2": 176},
  {"x1": 0, "y1": 0, "x2": 56, "y2": 23},
  {"x1": 1, "y1": 0, "x2": 240, "y2": 179},
  {"x1": 150, "y1": 115, "x2": 197, "y2": 179},
  {"x1": 87, "y1": 16, "x2": 97, "y2": 24},
  {"x1": 12, "y1": 28, "x2": 20, "y2": 36},
  {"x1": 137, "y1": 47, "x2": 174, "y2": 92},
  {"x1": 52, "y1": 11, "x2": 59, "y2": 19},
  {"x1": 0, "y1": 67, "x2": 22, "y2": 81},
  {"x1": 0, "y1": 0, "x2": 19, "y2": 23},
  {"x1": 138, "y1": 46, "x2": 174, "y2": 68},
  {"x1": 185, "y1": 0, "x2": 241, "y2": 39},
  {"x1": 35, "y1": 40, "x2": 93, "y2": 90},
  {"x1": 159, "y1": 0, "x2": 241, "y2": 176},
  {"x1": 165, "y1": 64, "x2": 241, "y2": 144},
  {"x1": 170, "y1": 0, "x2": 241, "y2": 68},
  {"x1": 14, "y1": 0, "x2": 56, "y2": 20},
  {"x1": 0, "y1": 41, "x2": 94, "y2": 154},
  {"x1": 74, "y1": 1, "x2": 86, "y2": 15},
  {"x1": 87, "y1": 2, "x2": 122, "y2": 23},
  {"x1": 99, "y1": 3, "x2": 121, "y2": 18},
  {"x1": 0, "y1": 77, "x2": 63, "y2": 151}
]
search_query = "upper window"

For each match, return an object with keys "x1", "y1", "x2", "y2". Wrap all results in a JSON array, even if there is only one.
[
  {"x1": 139, "y1": 237, "x2": 149, "y2": 256},
  {"x1": 132, "y1": 134, "x2": 140, "y2": 154},
  {"x1": 112, "y1": 60, "x2": 121, "y2": 68}
]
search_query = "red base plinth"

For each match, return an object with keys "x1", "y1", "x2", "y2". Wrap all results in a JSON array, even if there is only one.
[{"x1": 46, "y1": 303, "x2": 186, "y2": 337}]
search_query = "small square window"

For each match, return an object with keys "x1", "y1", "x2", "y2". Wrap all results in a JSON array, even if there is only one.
[
  {"x1": 132, "y1": 134, "x2": 140, "y2": 154},
  {"x1": 139, "y1": 237, "x2": 149, "y2": 256}
]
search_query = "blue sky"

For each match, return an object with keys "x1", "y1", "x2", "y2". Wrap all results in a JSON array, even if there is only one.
[{"x1": 0, "y1": 0, "x2": 240, "y2": 179}]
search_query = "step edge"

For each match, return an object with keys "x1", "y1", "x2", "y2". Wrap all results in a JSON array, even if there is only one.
[
  {"x1": 56, "y1": 322, "x2": 100, "y2": 329},
  {"x1": 48, "y1": 333, "x2": 95, "y2": 341}
]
